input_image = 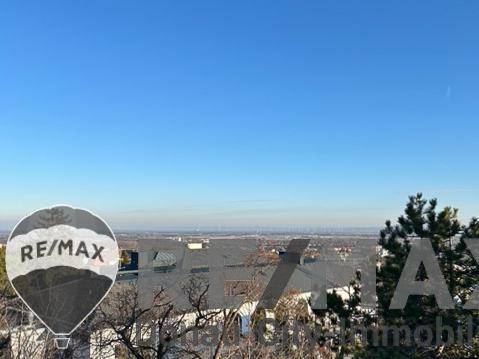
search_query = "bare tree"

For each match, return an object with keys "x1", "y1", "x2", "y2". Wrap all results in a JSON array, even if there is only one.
[
  {"x1": 90, "y1": 276, "x2": 225, "y2": 358},
  {"x1": 0, "y1": 295, "x2": 58, "y2": 359},
  {"x1": 90, "y1": 250, "x2": 268, "y2": 359}
]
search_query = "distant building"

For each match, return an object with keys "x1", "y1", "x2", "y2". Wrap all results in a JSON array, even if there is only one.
[{"x1": 187, "y1": 242, "x2": 203, "y2": 250}]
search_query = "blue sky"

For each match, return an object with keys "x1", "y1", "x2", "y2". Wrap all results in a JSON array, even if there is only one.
[{"x1": 0, "y1": 1, "x2": 478, "y2": 230}]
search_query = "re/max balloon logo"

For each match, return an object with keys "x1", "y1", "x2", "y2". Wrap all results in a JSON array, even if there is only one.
[{"x1": 5, "y1": 205, "x2": 119, "y2": 349}]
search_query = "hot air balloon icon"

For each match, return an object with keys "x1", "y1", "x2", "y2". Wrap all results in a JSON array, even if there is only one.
[{"x1": 5, "y1": 205, "x2": 119, "y2": 349}]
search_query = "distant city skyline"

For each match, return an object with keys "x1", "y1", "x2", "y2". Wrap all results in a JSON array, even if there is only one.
[{"x1": 1, "y1": 1, "x2": 478, "y2": 229}]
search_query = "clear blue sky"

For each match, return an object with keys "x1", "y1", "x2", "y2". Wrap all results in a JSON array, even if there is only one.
[{"x1": 0, "y1": 1, "x2": 478, "y2": 230}]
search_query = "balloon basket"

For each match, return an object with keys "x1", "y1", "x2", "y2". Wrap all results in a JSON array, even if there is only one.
[{"x1": 54, "y1": 336, "x2": 70, "y2": 349}]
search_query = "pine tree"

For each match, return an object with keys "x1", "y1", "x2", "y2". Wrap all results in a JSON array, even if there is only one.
[{"x1": 371, "y1": 194, "x2": 476, "y2": 357}]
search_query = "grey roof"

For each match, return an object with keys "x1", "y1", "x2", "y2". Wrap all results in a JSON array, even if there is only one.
[{"x1": 153, "y1": 251, "x2": 177, "y2": 266}]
